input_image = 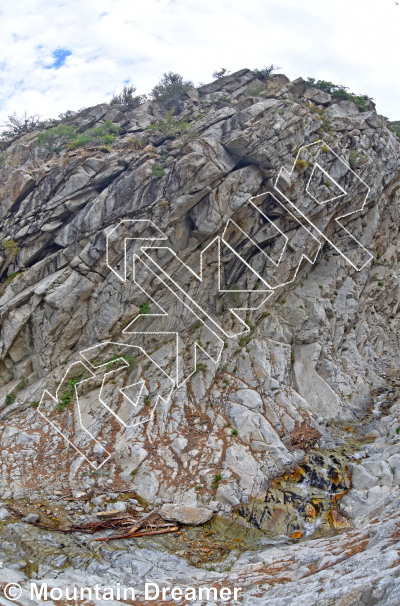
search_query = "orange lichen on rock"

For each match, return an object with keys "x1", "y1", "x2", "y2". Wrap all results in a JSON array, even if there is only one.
[
  {"x1": 329, "y1": 509, "x2": 349, "y2": 529},
  {"x1": 304, "y1": 503, "x2": 317, "y2": 518}
]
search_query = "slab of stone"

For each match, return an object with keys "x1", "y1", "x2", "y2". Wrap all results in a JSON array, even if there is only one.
[
  {"x1": 159, "y1": 504, "x2": 213, "y2": 525},
  {"x1": 304, "y1": 87, "x2": 331, "y2": 105}
]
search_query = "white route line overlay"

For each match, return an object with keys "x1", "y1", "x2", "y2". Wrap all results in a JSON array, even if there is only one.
[
  {"x1": 241, "y1": 193, "x2": 322, "y2": 290},
  {"x1": 124, "y1": 257, "x2": 225, "y2": 386},
  {"x1": 275, "y1": 139, "x2": 373, "y2": 271},
  {"x1": 140, "y1": 241, "x2": 273, "y2": 337},
  {"x1": 38, "y1": 342, "x2": 174, "y2": 469},
  {"x1": 35, "y1": 140, "x2": 374, "y2": 467}
]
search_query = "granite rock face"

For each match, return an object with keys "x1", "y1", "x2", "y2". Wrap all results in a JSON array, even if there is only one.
[
  {"x1": 0, "y1": 68, "x2": 400, "y2": 603},
  {"x1": 0, "y1": 69, "x2": 399, "y2": 505}
]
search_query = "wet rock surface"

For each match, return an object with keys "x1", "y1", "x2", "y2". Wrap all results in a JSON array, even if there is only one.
[
  {"x1": 239, "y1": 383, "x2": 400, "y2": 540},
  {"x1": 239, "y1": 449, "x2": 351, "y2": 538},
  {"x1": 1, "y1": 390, "x2": 400, "y2": 605}
]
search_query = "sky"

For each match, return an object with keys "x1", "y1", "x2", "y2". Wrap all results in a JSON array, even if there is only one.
[{"x1": 0, "y1": 0, "x2": 399, "y2": 126}]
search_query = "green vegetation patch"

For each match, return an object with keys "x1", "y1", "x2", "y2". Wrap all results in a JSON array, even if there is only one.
[
  {"x1": 57, "y1": 377, "x2": 82, "y2": 412},
  {"x1": 37, "y1": 120, "x2": 121, "y2": 153},
  {"x1": 306, "y1": 78, "x2": 369, "y2": 111}
]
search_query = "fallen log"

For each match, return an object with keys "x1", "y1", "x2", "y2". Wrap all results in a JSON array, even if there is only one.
[
  {"x1": 96, "y1": 509, "x2": 128, "y2": 518},
  {"x1": 5, "y1": 504, "x2": 179, "y2": 541},
  {"x1": 93, "y1": 525, "x2": 180, "y2": 541}
]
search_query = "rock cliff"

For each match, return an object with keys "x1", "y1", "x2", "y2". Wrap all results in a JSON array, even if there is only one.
[{"x1": 1, "y1": 68, "x2": 400, "y2": 604}]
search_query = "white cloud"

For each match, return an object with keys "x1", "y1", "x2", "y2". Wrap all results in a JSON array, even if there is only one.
[{"x1": 0, "y1": 0, "x2": 399, "y2": 125}]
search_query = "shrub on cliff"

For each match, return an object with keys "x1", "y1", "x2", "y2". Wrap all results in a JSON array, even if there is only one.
[
  {"x1": 306, "y1": 78, "x2": 369, "y2": 111},
  {"x1": 150, "y1": 72, "x2": 193, "y2": 113},
  {"x1": 212, "y1": 68, "x2": 229, "y2": 79},
  {"x1": 36, "y1": 120, "x2": 121, "y2": 153},
  {"x1": 148, "y1": 108, "x2": 189, "y2": 137},
  {"x1": 1, "y1": 239, "x2": 19, "y2": 257},
  {"x1": 388, "y1": 121, "x2": 400, "y2": 140},
  {"x1": 36, "y1": 124, "x2": 77, "y2": 152},
  {"x1": 253, "y1": 64, "x2": 280, "y2": 81},
  {"x1": 110, "y1": 85, "x2": 146, "y2": 109},
  {"x1": 0, "y1": 112, "x2": 41, "y2": 140},
  {"x1": 68, "y1": 120, "x2": 121, "y2": 149}
]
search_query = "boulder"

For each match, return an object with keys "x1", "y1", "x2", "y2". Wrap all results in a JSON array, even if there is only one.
[
  {"x1": 159, "y1": 504, "x2": 213, "y2": 525},
  {"x1": 325, "y1": 99, "x2": 360, "y2": 118},
  {"x1": 171, "y1": 437, "x2": 188, "y2": 454},
  {"x1": 286, "y1": 77, "x2": 307, "y2": 95},
  {"x1": 0, "y1": 507, "x2": 10, "y2": 520},
  {"x1": 232, "y1": 389, "x2": 263, "y2": 410},
  {"x1": 350, "y1": 463, "x2": 379, "y2": 490},
  {"x1": 304, "y1": 87, "x2": 331, "y2": 105},
  {"x1": 216, "y1": 483, "x2": 240, "y2": 507},
  {"x1": 22, "y1": 513, "x2": 40, "y2": 523}
]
